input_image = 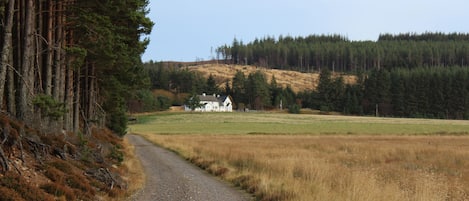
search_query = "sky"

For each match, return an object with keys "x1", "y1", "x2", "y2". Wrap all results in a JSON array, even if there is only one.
[{"x1": 141, "y1": 0, "x2": 469, "y2": 62}]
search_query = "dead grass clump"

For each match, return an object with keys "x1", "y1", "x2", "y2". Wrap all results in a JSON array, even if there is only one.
[
  {"x1": 0, "y1": 173, "x2": 55, "y2": 201},
  {"x1": 92, "y1": 127, "x2": 122, "y2": 146},
  {"x1": 49, "y1": 160, "x2": 72, "y2": 174},
  {"x1": 44, "y1": 166, "x2": 64, "y2": 182},
  {"x1": 210, "y1": 166, "x2": 229, "y2": 176},
  {"x1": 119, "y1": 137, "x2": 145, "y2": 200},
  {"x1": 232, "y1": 175, "x2": 261, "y2": 194},
  {"x1": 189, "y1": 156, "x2": 215, "y2": 169},
  {"x1": 0, "y1": 186, "x2": 26, "y2": 201},
  {"x1": 40, "y1": 182, "x2": 75, "y2": 200},
  {"x1": 44, "y1": 160, "x2": 96, "y2": 199},
  {"x1": 66, "y1": 173, "x2": 95, "y2": 195}
]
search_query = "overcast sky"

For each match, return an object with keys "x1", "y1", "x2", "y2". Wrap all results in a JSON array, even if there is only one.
[{"x1": 142, "y1": 0, "x2": 469, "y2": 62}]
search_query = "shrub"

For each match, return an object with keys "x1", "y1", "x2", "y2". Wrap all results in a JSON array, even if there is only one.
[
  {"x1": 320, "y1": 105, "x2": 330, "y2": 114},
  {"x1": 44, "y1": 166, "x2": 64, "y2": 182},
  {"x1": 41, "y1": 183, "x2": 75, "y2": 200},
  {"x1": 109, "y1": 145, "x2": 124, "y2": 164},
  {"x1": 0, "y1": 174, "x2": 54, "y2": 201},
  {"x1": 32, "y1": 94, "x2": 67, "y2": 120},
  {"x1": 288, "y1": 104, "x2": 301, "y2": 114},
  {"x1": 0, "y1": 186, "x2": 26, "y2": 201}
]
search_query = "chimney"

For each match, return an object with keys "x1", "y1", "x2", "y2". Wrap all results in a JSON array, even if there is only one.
[
  {"x1": 213, "y1": 94, "x2": 216, "y2": 97},
  {"x1": 202, "y1": 93, "x2": 206, "y2": 96}
]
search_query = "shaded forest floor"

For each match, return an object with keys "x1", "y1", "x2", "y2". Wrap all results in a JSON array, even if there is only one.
[{"x1": 0, "y1": 113, "x2": 140, "y2": 200}]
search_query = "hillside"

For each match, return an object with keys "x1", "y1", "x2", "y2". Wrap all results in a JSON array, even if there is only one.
[
  {"x1": 186, "y1": 64, "x2": 356, "y2": 93},
  {"x1": 0, "y1": 114, "x2": 139, "y2": 200}
]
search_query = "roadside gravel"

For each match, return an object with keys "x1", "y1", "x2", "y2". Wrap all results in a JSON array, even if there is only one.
[{"x1": 126, "y1": 134, "x2": 251, "y2": 201}]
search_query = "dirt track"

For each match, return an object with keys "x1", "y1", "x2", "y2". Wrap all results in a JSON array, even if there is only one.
[{"x1": 127, "y1": 134, "x2": 251, "y2": 201}]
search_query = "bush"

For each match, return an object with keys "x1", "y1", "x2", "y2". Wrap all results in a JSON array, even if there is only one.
[
  {"x1": 0, "y1": 186, "x2": 26, "y2": 201},
  {"x1": 156, "y1": 96, "x2": 171, "y2": 110},
  {"x1": 320, "y1": 105, "x2": 330, "y2": 114},
  {"x1": 288, "y1": 104, "x2": 301, "y2": 114},
  {"x1": 109, "y1": 145, "x2": 124, "y2": 164},
  {"x1": 32, "y1": 94, "x2": 67, "y2": 120},
  {"x1": 40, "y1": 183, "x2": 75, "y2": 200}
]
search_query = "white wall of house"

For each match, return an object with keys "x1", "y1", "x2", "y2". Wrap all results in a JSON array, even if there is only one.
[{"x1": 184, "y1": 94, "x2": 233, "y2": 112}]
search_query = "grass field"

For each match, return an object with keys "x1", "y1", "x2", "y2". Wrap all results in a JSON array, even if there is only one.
[
  {"x1": 130, "y1": 112, "x2": 469, "y2": 135},
  {"x1": 129, "y1": 112, "x2": 469, "y2": 201}
]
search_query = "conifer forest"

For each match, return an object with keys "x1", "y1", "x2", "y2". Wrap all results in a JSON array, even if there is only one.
[{"x1": 0, "y1": 0, "x2": 153, "y2": 135}]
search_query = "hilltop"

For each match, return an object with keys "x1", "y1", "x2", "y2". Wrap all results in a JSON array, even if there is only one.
[{"x1": 186, "y1": 64, "x2": 356, "y2": 93}]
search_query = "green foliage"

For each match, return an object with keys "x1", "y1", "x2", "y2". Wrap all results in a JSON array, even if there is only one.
[
  {"x1": 109, "y1": 145, "x2": 124, "y2": 164},
  {"x1": 205, "y1": 74, "x2": 219, "y2": 94},
  {"x1": 232, "y1": 71, "x2": 247, "y2": 107},
  {"x1": 74, "y1": 0, "x2": 154, "y2": 136},
  {"x1": 218, "y1": 33, "x2": 469, "y2": 72},
  {"x1": 246, "y1": 71, "x2": 270, "y2": 110},
  {"x1": 32, "y1": 94, "x2": 67, "y2": 120},
  {"x1": 314, "y1": 69, "x2": 344, "y2": 112},
  {"x1": 64, "y1": 47, "x2": 87, "y2": 70},
  {"x1": 144, "y1": 62, "x2": 207, "y2": 94},
  {"x1": 157, "y1": 96, "x2": 171, "y2": 110},
  {"x1": 288, "y1": 104, "x2": 301, "y2": 114},
  {"x1": 185, "y1": 94, "x2": 203, "y2": 111},
  {"x1": 360, "y1": 67, "x2": 469, "y2": 119}
]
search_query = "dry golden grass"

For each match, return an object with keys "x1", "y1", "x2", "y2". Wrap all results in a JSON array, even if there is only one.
[
  {"x1": 119, "y1": 138, "x2": 145, "y2": 200},
  {"x1": 139, "y1": 134, "x2": 469, "y2": 201},
  {"x1": 187, "y1": 64, "x2": 356, "y2": 92}
]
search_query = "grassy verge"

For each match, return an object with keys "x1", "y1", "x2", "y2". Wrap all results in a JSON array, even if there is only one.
[
  {"x1": 120, "y1": 137, "x2": 145, "y2": 200},
  {"x1": 130, "y1": 112, "x2": 469, "y2": 201}
]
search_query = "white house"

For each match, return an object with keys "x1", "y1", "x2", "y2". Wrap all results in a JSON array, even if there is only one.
[{"x1": 185, "y1": 93, "x2": 233, "y2": 112}]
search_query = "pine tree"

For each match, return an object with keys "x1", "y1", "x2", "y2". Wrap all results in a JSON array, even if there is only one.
[{"x1": 205, "y1": 74, "x2": 218, "y2": 95}]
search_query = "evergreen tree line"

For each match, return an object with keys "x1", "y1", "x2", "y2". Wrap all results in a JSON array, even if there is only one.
[
  {"x1": 300, "y1": 67, "x2": 469, "y2": 119},
  {"x1": 144, "y1": 62, "x2": 208, "y2": 95},
  {"x1": 217, "y1": 33, "x2": 469, "y2": 72},
  {"x1": 145, "y1": 61, "x2": 469, "y2": 119},
  {"x1": 0, "y1": 0, "x2": 153, "y2": 136}
]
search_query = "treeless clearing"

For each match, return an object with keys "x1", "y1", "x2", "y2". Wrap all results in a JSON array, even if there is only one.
[
  {"x1": 138, "y1": 134, "x2": 469, "y2": 201},
  {"x1": 130, "y1": 113, "x2": 469, "y2": 201},
  {"x1": 187, "y1": 64, "x2": 356, "y2": 92}
]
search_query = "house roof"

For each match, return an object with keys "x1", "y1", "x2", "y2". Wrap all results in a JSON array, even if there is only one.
[
  {"x1": 197, "y1": 94, "x2": 232, "y2": 103},
  {"x1": 198, "y1": 95, "x2": 219, "y2": 102}
]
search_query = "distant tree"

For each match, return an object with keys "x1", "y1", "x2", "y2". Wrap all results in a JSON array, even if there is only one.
[
  {"x1": 224, "y1": 80, "x2": 232, "y2": 96},
  {"x1": 205, "y1": 74, "x2": 218, "y2": 95},
  {"x1": 232, "y1": 71, "x2": 247, "y2": 107},
  {"x1": 246, "y1": 71, "x2": 270, "y2": 110},
  {"x1": 288, "y1": 104, "x2": 301, "y2": 114},
  {"x1": 185, "y1": 94, "x2": 203, "y2": 111},
  {"x1": 316, "y1": 68, "x2": 333, "y2": 110}
]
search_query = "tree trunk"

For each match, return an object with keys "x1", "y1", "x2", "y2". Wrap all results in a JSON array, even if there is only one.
[
  {"x1": 53, "y1": 0, "x2": 64, "y2": 127},
  {"x1": 7, "y1": 54, "x2": 15, "y2": 116},
  {"x1": 45, "y1": 0, "x2": 54, "y2": 96},
  {"x1": 18, "y1": 0, "x2": 35, "y2": 122},
  {"x1": 65, "y1": 61, "x2": 73, "y2": 131},
  {"x1": 0, "y1": 0, "x2": 16, "y2": 111},
  {"x1": 74, "y1": 65, "x2": 80, "y2": 133}
]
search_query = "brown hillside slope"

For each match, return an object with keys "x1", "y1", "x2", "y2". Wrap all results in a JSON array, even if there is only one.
[
  {"x1": 187, "y1": 64, "x2": 356, "y2": 92},
  {"x1": 0, "y1": 114, "x2": 138, "y2": 200}
]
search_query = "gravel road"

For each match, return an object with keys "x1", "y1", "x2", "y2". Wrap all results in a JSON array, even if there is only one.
[{"x1": 127, "y1": 134, "x2": 251, "y2": 201}]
